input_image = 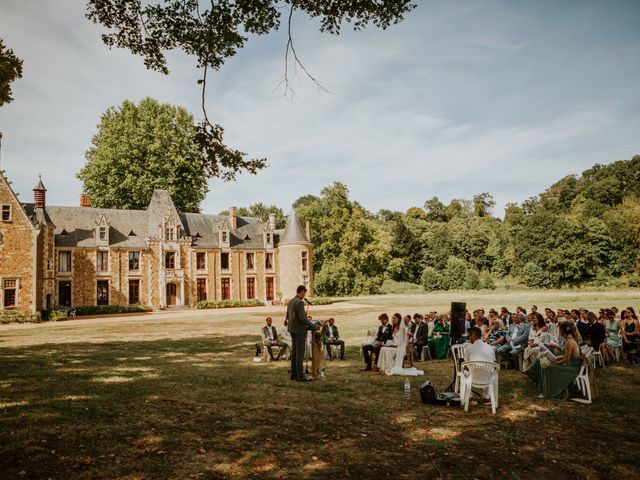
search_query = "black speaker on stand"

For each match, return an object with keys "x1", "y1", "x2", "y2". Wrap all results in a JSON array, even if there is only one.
[{"x1": 444, "y1": 301, "x2": 467, "y2": 393}]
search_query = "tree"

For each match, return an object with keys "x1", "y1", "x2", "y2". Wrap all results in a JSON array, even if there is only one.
[
  {"x1": 421, "y1": 267, "x2": 449, "y2": 292},
  {"x1": 86, "y1": 1, "x2": 416, "y2": 180},
  {"x1": 0, "y1": 38, "x2": 23, "y2": 107},
  {"x1": 423, "y1": 196, "x2": 448, "y2": 222},
  {"x1": 444, "y1": 256, "x2": 468, "y2": 289},
  {"x1": 472, "y1": 192, "x2": 495, "y2": 217},
  {"x1": 293, "y1": 182, "x2": 392, "y2": 296},
  {"x1": 78, "y1": 98, "x2": 210, "y2": 212}
]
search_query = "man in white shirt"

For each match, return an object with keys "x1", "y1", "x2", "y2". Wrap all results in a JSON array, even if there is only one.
[
  {"x1": 463, "y1": 326, "x2": 496, "y2": 405},
  {"x1": 465, "y1": 326, "x2": 496, "y2": 363},
  {"x1": 261, "y1": 317, "x2": 287, "y2": 360},
  {"x1": 322, "y1": 317, "x2": 345, "y2": 360}
]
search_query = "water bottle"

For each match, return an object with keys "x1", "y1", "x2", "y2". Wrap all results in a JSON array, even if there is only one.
[{"x1": 404, "y1": 378, "x2": 411, "y2": 400}]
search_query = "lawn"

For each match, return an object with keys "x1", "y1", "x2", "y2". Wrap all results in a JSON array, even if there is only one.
[{"x1": 1, "y1": 290, "x2": 639, "y2": 479}]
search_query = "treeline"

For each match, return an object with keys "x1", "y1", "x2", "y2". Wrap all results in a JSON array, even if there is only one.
[{"x1": 286, "y1": 155, "x2": 640, "y2": 296}]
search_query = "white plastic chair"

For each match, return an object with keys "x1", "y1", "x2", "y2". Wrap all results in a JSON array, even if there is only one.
[
  {"x1": 360, "y1": 327, "x2": 379, "y2": 360},
  {"x1": 592, "y1": 351, "x2": 604, "y2": 368},
  {"x1": 574, "y1": 365, "x2": 592, "y2": 403},
  {"x1": 459, "y1": 361, "x2": 500, "y2": 414},
  {"x1": 421, "y1": 345, "x2": 432, "y2": 361},
  {"x1": 450, "y1": 344, "x2": 466, "y2": 394}
]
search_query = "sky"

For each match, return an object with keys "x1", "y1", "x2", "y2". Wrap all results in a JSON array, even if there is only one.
[{"x1": 0, "y1": 0, "x2": 639, "y2": 217}]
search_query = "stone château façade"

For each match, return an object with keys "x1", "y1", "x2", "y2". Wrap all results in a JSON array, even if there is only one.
[{"x1": 0, "y1": 171, "x2": 313, "y2": 313}]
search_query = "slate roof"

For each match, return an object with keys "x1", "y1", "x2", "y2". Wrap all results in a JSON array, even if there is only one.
[
  {"x1": 279, "y1": 210, "x2": 310, "y2": 245},
  {"x1": 21, "y1": 189, "x2": 276, "y2": 250}
]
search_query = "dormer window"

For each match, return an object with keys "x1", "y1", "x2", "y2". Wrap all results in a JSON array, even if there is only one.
[
  {"x1": 222, "y1": 231, "x2": 228, "y2": 243},
  {"x1": 165, "y1": 227, "x2": 175, "y2": 241},
  {"x1": 266, "y1": 233, "x2": 272, "y2": 244},
  {"x1": 95, "y1": 215, "x2": 110, "y2": 246}
]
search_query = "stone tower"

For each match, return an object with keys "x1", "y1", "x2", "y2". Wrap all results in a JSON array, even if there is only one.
[{"x1": 278, "y1": 210, "x2": 313, "y2": 301}]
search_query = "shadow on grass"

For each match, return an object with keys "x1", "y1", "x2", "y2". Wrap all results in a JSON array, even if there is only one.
[{"x1": 1, "y1": 336, "x2": 639, "y2": 479}]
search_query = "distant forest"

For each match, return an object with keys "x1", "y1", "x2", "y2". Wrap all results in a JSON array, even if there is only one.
[{"x1": 243, "y1": 155, "x2": 640, "y2": 296}]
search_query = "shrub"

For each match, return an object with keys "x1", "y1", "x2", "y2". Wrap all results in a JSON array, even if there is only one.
[
  {"x1": 464, "y1": 269, "x2": 480, "y2": 290},
  {"x1": 444, "y1": 256, "x2": 468, "y2": 289},
  {"x1": 0, "y1": 311, "x2": 41, "y2": 324},
  {"x1": 49, "y1": 308, "x2": 69, "y2": 321},
  {"x1": 73, "y1": 305, "x2": 153, "y2": 316},
  {"x1": 308, "y1": 297, "x2": 334, "y2": 306},
  {"x1": 480, "y1": 272, "x2": 497, "y2": 290},
  {"x1": 421, "y1": 267, "x2": 449, "y2": 292},
  {"x1": 521, "y1": 262, "x2": 551, "y2": 288},
  {"x1": 195, "y1": 299, "x2": 265, "y2": 309},
  {"x1": 628, "y1": 273, "x2": 640, "y2": 288}
]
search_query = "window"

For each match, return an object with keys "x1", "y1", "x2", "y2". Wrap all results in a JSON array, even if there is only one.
[
  {"x1": 128, "y1": 279, "x2": 140, "y2": 305},
  {"x1": 196, "y1": 252, "x2": 206, "y2": 270},
  {"x1": 197, "y1": 278, "x2": 207, "y2": 302},
  {"x1": 99, "y1": 226, "x2": 107, "y2": 241},
  {"x1": 165, "y1": 227, "x2": 175, "y2": 240},
  {"x1": 58, "y1": 281, "x2": 71, "y2": 307},
  {"x1": 3, "y1": 279, "x2": 17, "y2": 308},
  {"x1": 221, "y1": 278, "x2": 231, "y2": 300},
  {"x1": 97, "y1": 280, "x2": 109, "y2": 306},
  {"x1": 246, "y1": 252, "x2": 255, "y2": 270},
  {"x1": 165, "y1": 252, "x2": 176, "y2": 269},
  {"x1": 128, "y1": 251, "x2": 140, "y2": 271},
  {"x1": 222, "y1": 231, "x2": 228, "y2": 243},
  {"x1": 265, "y1": 253, "x2": 273, "y2": 270},
  {"x1": 58, "y1": 251, "x2": 72, "y2": 272},
  {"x1": 301, "y1": 251, "x2": 308, "y2": 272},
  {"x1": 266, "y1": 233, "x2": 272, "y2": 244},
  {"x1": 246, "y1": 278, "x2": 255, "y2": 299},
  {"x1": 2, "y1": 205, "x2": 11, "y2": 221},
  {"x1": 266, "y1": 277, "x2": 274, "y2": 302},
  {"x1": 97, "y1": 251, "x2": 109, "y2": 272},
  {"x1": 221, "y1": 252, "x2": 229, "y2": 270}
]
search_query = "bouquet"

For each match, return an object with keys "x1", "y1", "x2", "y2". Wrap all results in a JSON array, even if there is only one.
[{"x1": 539, "y1": 357, "x2": 551, "y2": 369}]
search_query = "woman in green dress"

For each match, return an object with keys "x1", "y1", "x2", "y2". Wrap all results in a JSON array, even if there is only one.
[
  {"x1": 525, "y1": 321, "x2": 582, "y2": 400},
  {"x1": 428, "y1": 315, "x2": 450, "y2": 359}
]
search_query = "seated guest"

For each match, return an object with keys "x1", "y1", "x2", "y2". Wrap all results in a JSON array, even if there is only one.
[
  {"x1": 428, "y1": 315, "x2": 450, "y2": 359},
  {"x1": 523, "y1": 314, "x2": 550, "y2": 370},
  {"x1": 361, "y1": 313, "x2": 394, "y2": 371},
  {"x1": 572, "y1": 309, "x2": 587, "y2": 338},
  {"x1": 464, "y1": 311, "x2": 472, "y2": 334},
  {"x1": 621, "y1": 307, "x2": 640, "y2": 353},
  {"x1": 261, "y1": 317, "x2": 287, "y2": 361},
  {"x1": 473, "y1": 311, "x2": 488, "y2": 339},
  {"x1": 499, "y1": 307, "x2": 512, "y2": 327},
  {"x1": 582, "y1": 311, "x2": 605, "y2": 351},
  {"x1": 376, "y1": 313, "x2": 402, "y2": 373},
  {"x1": 604, "y1": 309, "x2": 621, "y2": 362},
  {"x1": 486, "y1": 319, "x2": 508, "y2": 349},
  {"x1": 464, "y1": 326, "x2": 496, "y2": 405},
  {"x1": 498, "y1": 312, "x2": 532, "y2": 364},
  {"x1": 412, "y1": 313, "x2": 430, "y2": 359},
  {"x1": 525, "y1": 321, "x2": 582, "y2": 400},
  {"x1": 322, "y1": 317, "x2": 345, "y2": 360}
]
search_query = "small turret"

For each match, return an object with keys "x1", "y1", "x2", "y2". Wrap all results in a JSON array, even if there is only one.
[{"x1": 33, "y1": 175, "x2": 46, "y2": 209}]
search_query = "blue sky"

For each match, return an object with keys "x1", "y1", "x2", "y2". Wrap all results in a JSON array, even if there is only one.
[{"x1": 0, "y1": 0, "x2": 638, "y2": 216}]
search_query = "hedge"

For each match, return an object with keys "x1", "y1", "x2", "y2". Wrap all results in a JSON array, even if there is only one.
[
  {"x1": 73, "y1": 305, "x2": 153, "y2": 316},
  {"x1": 195, "y1": 299, "x2": 265, "y2": 309},
  {"x1": 0, "y1": 311, "x2": 42, "y2": 324}
]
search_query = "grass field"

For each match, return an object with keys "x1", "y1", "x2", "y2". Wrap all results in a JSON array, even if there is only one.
[{"x1": 1, "y1": 290, "x2": 639, "y2": 479}]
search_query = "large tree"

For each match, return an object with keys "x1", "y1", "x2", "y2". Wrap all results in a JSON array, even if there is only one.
[
  {"x1": 0, "y1": 38, "x2": 23, "y2": 107},
  {"x1": 78, "y1": 97, "x2": 210, "y2": 212}
]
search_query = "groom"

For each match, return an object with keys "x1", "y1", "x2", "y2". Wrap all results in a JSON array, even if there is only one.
[{"x1": 287, "y1": 285, "x2": 319, "y2": 381}]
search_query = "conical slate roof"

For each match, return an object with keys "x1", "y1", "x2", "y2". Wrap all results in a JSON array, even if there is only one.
[
  {"x1": 279, "y1": 210, "x2": 309, "y2": 245},
  {"x1": 33, "y1": 175, "x2": 46, "y2": 191}
]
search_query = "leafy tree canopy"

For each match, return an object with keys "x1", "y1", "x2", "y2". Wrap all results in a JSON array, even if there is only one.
[
  {"x1": 0, "y1": 38, "x2": 23, "y2": 107},
  {"x1": 78, "y1": 98, "x2": 210, "y2": 212}
]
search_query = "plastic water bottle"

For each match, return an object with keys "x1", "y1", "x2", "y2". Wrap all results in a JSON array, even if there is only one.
[{"x1": 404, "y1": 378, "x2": 411, "y2": 400}]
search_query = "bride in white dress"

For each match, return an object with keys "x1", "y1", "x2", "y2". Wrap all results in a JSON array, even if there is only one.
[{"x1": 378, "y1": 315, "x2": 424, "y2": 376}]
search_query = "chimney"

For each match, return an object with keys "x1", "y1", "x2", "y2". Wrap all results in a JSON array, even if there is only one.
[
  {"x1": 305, "y1": 220, "x2": 311, "y2": 242},
  {"x1": 33, "y1": 175, "x2": 47, "y2": 209},
  {"x1": 80, "y1": 193, "x2": 91, "y2": 208},
  {"x1": 228, "y1": 206, "x2": 237, "y2": 230},
  {"x1": 268, "y1": 213, "x2": 276, "y2": 230}
]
